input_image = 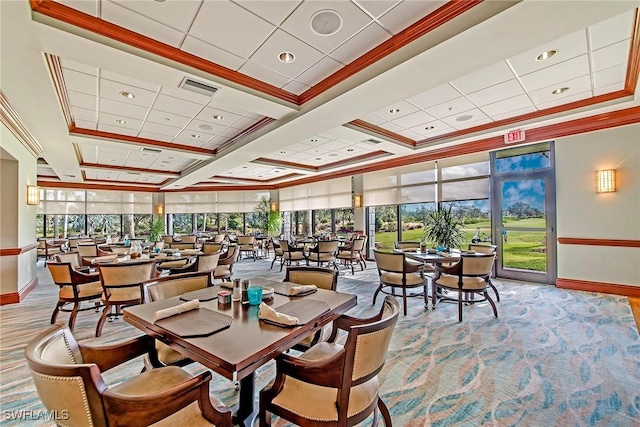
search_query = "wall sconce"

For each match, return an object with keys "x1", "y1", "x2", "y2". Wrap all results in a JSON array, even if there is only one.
[
  {"x1": 156, "y1": 205, "x2": 164, "y2": 215},
  {"x1": 27, "y1": 185, "x2": 40, "y2": 205},
  {"x1": 596, "y1": 169, "x2": 616, "y2": 193},
  {"x1": 270, "y1": 201, "x2": 278, "y2": 212},
  {"x1": 354, "y1": 194, "x2": 362, "y2": 208}
]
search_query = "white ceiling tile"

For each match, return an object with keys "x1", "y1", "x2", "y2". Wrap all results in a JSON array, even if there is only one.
[
  {"x1": 479, "y1": 94, "x2": 534, "y2": 118},
  {"x1": 396, "y1": 129, "x2": 422, "y2": 139},
  {"x1": 354, "y1": 0, "x2": 400, "y2": 18},
  {"x1": 238, "y1": 60, "x2": 292, "y2": 88},
  {"x1": 281, "y1": 1, "x2": 372, "y2": 54},
  {"x1": 451, "y1": 62, "x2": 515, "y2": 95},
  {"x1": 372, "y1": 100, "x2": 419, "y2": 121},
  {"x1": 74, "y1": 120, "x2": 97, "y2": 130},
  {"x1": 174, "y1": 130, "x2": 211, "y2": 143},
  {"x1": 407, "y1": 84, "x2": 461, "y2": 109},
  {"x1": 535, "y1": 90, "x2": 592, "y2": 110},
  {"x1": 205, "y1": 102, "x2": 250, "y2": 118},
  {"x1": 195, "y1": 106, "x2": 244, "y2": 125},
  {"x1": 58, "y1": 0, "x2": 98, "y2": 16},
  {"x1": 466, "y1": 79, "x2": 526, "y2": 107},
  {"x1": 152, "y1": 93, "x2": 204, "y2": 117},
  {"x1": 529, "y1": 75, "x2": 592, "y2": 106},
  {"x1": 100, "y1": 70, "x2": 161, "y2": 92},
  {"x1": 61, "y1": 58, "x2": 98, "y2": 76},
  {"x1": 451, "y1": 116, "x2": 492, "y2": 131},
  {"x1": 234, "y1": 0, "x2": 301, "y2": 26},
  {"x1": 97, "y1": 123, "x2": 139, "y2": 136},
  {"x1": 282, "y1": 79, "x2": 310, "y2": 95},
  {"x1": 146, "y1": 109, "x2": 192, "y2": 128},
  {"x1": 490, "y1": 106, "x2": 537, "y2": 122},
  {"x1": 303, "y1": 144, "x2": 331, "y2": 155},
  {"x1": 593, "y1": 81, "x2": 625, "y2": 96},
  {"x1": 63, "y1": 70, "x2": 98, "y2": 96},
  {"x1": 508, "y1": 30, "x2": 588, "y2": 76},
  {"x1": 184, "y1": 119, "x2": 220, "y2": 136},
  {"x1": 138, "y1": 131, "x2": 174, "y2": 142},
  {"x1": 72, "y1": 106, "x2": 97, "y2": 123},
  {"x1": 160, "y1": 84, "x2": 213, "y2": 105},
  {"x1": 181, "y1": 36, "x2": 247, "y2": 71},
  {"x1": 229, "y1": 116, "x2": 259, "y2": 130},
  {"x1": 359, "y1": 113, "x2": 386, "y2": 126},
  {"x1": 378, "y1": 0, "x2": 445, "y2": 34},
  {"x1": 99, "y1": 79, "x2": 157, "y2": 108},
  {"x1": 140, "y1": 121, "x2": 182, "y2": 137},
  {"x1": 378, "y1": 122, "x2": 403, "y2": 133},
  {"x1": 207, "y1": 136, "x2": 228, "y2": 148},
  {"x1": 218, "y1": 127, "x2": 241, "y2": 138},
  {"x1": 589, "y1": 10, "x2": 635, "y2": 50},
  {"x1": 68, "y1": 90, "x2": 97, "y2": 110},
  {"x1": 329, "y1": 22, "x2": 390, "y2": 64},
  {"x1": 592, "y1": 39, "x2": 631, "y2": 72},
  {"x1": 594, "y1": 64, "x2": 627, "y2": 89},
  {"x1": 100, "y1": 97, "x2": 149, "y2": 120},
  {"x1": 281, "y1": 143, "x2": 307, "y2": 152},
  {"x1": 409, "y1": 120, "x2": 454, "y2": 138},
  {"x1": 189, "y1": 0, "x2": 275, "y2": 59},
  {"x1": 98, "y1": 112, "x2": 143, "y2": 130},
  {"x1": 441, "y1": 108, "x2": 488, "y2": 128},
  {"x1": 337, "y1": 145, "x2": 369, "y2": 155},
  {"x1": 390, "y1": 110, "x2": 436, "y2": 128},
  {"x1": 426, "y1": 96, "x2": 475, "y2": 119},
  {"x1": 294, "y1": 55, "x2": 343, "y2": 86},
  {"x1": 101, "y1": 1, "x2": 185, "y2": 47},
  {"x1": 108, "y1": 0, "x2": 202, "y2": 32},
  {"x1": 248, "y1": 29, "x2": 324, "y2": 79},
  {"x1": 519, "y1": 55, "x2": 590, "y2": 93}
]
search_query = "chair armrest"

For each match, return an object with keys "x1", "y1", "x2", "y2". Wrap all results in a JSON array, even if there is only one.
[
  {"x1": 275, "y1": 350, "x2": 345, "y2": 388},
  {"x1": 73, "y1": 270, "x2": 101, "y2": 284},
  {"x1": 403, "y1": 260, "x2": 423, "y2": 273},
  {"x1": 327, "y1": 311, "x2": 384, "y2": 342},
  {"x1": 103, "y1": 370, "x2": 231, "y2": 427},
  {"x1": 79, "y1": 334, "x2": 158, "y2": 372},
  {"x1": 435, "y1": 261, "x2": 461, "y2": 276}
]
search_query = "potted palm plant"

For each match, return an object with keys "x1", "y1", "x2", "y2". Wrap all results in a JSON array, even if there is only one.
[
  {"x1": 422, "y1": 206, "x2": 464, "y2": 251},
  {"x1": 148, "y1": 218, "x2": 164, "y2": 243}
]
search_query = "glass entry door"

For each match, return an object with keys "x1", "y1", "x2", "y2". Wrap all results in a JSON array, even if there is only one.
[{"x1": 491, "y1": 143, "x2": 556, "y2": 284}]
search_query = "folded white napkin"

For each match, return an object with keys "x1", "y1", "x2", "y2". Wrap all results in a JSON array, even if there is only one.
[
  {"x1": 153, "y1": 299, "x2": 200, "y2": 322},
  {"x1": 258, "y1": 302, "x2": 298, "y2": 326},
  {"x1": 91, "y1": 255, "x2": 118, "y2": 263},
  {"x1": 112, "y1": 256, "x2": 130, "y2": 263},
  {"x1": 288, "y1": 285, "x2": 317, "y2": 296}
]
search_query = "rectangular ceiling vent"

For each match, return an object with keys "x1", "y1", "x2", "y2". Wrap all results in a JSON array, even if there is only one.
[
  {"x1": 362, "y1": 138, "x2": 382, "y2": 144},
  {"x1": 140, "y1": 147, "x2": 162, "y2": 154},
  {"x1": 179, "y1": 77, "x2": 220, "y2": 97}
]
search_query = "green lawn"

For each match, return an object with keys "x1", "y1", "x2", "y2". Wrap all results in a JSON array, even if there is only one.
[{"x1": 374, "y1": 217, "x2": 547, "y2": 272}]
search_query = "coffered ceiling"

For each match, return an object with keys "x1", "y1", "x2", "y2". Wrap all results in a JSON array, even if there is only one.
[{"x1": 2, "y1": 0, "x2": 639, "y2": 192}]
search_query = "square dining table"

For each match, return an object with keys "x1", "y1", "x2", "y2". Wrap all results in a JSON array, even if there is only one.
[{"x1": 123, "y1": 279, "x2": 357, "y2": 426}]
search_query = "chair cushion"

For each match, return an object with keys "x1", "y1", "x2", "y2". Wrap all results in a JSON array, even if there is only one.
[
  {"x1": 156, "y1": 342, "x2": 188, "y2": 365},
  {"x1": 380, "y1": 271, "x2": 424, "y2": 286},
  {"x1": 59, "y1": 281, "x2": 103, "y2": 299},
  {"x1": 102, "y1": 287, "x2": 142, "y2": 302},
  {"x1": 270, "y1": 375, "x2": 379, "y2": 422},
  {"x1": 157, "y1": 260, "x2": 188, "y2": 269},
  {"x1": 285, "y1": 252, "x2": 305, "y2": 261},
  {"x1": 436, "y1": 274, "x2": 486, "y2": 290},
  {"x1": 214, "y1": 265, "x2": 230, "y2": 276}
]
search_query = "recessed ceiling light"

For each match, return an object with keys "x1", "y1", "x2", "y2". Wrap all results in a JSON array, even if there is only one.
[
  {"x1": 389, "y1": 108, "x2": 400, "y2": 114},
  {"x1": 190, "y1": 134, "x2": 201, "y2": 138},
  {"x1": 242, "y1": 166, "x2": 248, "y2": 169},
  {"x1": 347, "y1": 148, "x2": 354, "y2": 152},
  {"x1": 310, "y1": 9, "x2": 343, "y2": 36},
  {"x1": 114, "y1": 119, "x2": 128, "y2": 124},
  {"x1": 552, "y1": 87, "x2": 570, "y2": 95},
  {"x1": 315, "y1": 157, "x2": 322, "y2": 160},
  {"x1": 536, "y1": 49, "x2": 558, "y2": 62},
  {"x1": 278, "y1": 52, "x2": 295, "y2": 63},
  {"x1": 280, "y1": 150, "x2": 287, "y2": 154},
  {"x1": 310, "y1": 138, "x2": 318, "y2": 143},
  {"x1": 198, "y1": 124, "x2": 214, "y2": 131},
  {"x1": 163, "y1": 117, "x2": 171, "y2": 122},
  {"x1": 119, "y1": 91, "x2": 136, "y2": 99},
  {"x1": 456, "y1": 114, "x2": 473, "y2": 122},
  {"x1": 425, "y1": 125, "x2": 435, "y2": 130},
  {"x1": 329, "y1": 153, "x2": 338, "y2": 157},
  {"x1": 275, "y1": 170, "x2": 280, "y2": 173},
  {"x1": 109, "y1": 158, "x2": 116, "y2": 162},
  {"x1": 212, "y1": 115, "x2": 223, "y2": 120}
]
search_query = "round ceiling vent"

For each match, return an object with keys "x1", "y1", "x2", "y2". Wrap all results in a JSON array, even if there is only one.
[{"x1": 310, "y1": 9, "x2": 343, "y2": 36}]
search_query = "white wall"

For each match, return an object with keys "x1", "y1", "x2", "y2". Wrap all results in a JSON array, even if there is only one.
[
  {"x1": 0, "y1": 125, "x2": 38, "y2": 296},
  {"x1": 555, "y1": 123, "x2": 640, "y2": 287}
]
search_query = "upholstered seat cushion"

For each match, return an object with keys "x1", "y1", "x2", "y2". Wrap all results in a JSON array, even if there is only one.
[
  {"x1": 285, "y1": 252, "x2": 305, "y2": 261},
  {"x1": 380, "y1": 271, "x2": 424, "y2": 286},
  {"x1": 157, "y1": 260, "x2": 188, "y2": 269},
  {"x1": 307, "y1": 253, "x2": 334, "y2": 262},
  {"x1": 156, "y1": 342, "x2": 188, "y2": 365},
  {"x1": 102, "y1": 287, "x2": 142, "y2": 302},
  {"x1": 214, "y1": 265, "x2": 230, "y2": 276},
  {"x1": 436, "y1": 273, "x2": 486, "y2": 290},
  {"x1": 59, "y1": 281, "x2": 103, "y2": 299},
  {"x1": 111, "y1": 366, "x2": 218, "y2": 427}
]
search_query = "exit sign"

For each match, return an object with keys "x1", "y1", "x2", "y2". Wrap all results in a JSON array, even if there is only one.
[{"x1": 504, "y1": 129, "x2": 525, "y2": 144}]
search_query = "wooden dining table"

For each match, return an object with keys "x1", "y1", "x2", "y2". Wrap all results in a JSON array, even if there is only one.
[{"x1": 123, "y1": 279, "x2": 357, "y2": 426}]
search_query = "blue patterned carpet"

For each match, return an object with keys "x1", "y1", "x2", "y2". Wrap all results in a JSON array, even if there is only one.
[{"x1": 1, "y1": 258, "x2": 638, "y2": 426}]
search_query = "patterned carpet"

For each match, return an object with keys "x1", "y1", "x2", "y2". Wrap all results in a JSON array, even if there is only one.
[{"x1": 1, "y1": 257, "x2": 639, "y2": 426}]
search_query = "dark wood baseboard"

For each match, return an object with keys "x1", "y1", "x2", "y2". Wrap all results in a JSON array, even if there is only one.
[
  {"x1": 0, "y1": 276, "x2": 38, "y2": 305},
  {"x1": 556, "y1": 278, "x2": 640, "y2": 297}
]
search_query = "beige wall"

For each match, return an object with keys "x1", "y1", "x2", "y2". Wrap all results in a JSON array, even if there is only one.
[
  {"x1": 555, "y1": 123, "x2": 640, "y2": 287},
  {"x1": 0, "y1": 125, "x2": 38, "y2": 296}
]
